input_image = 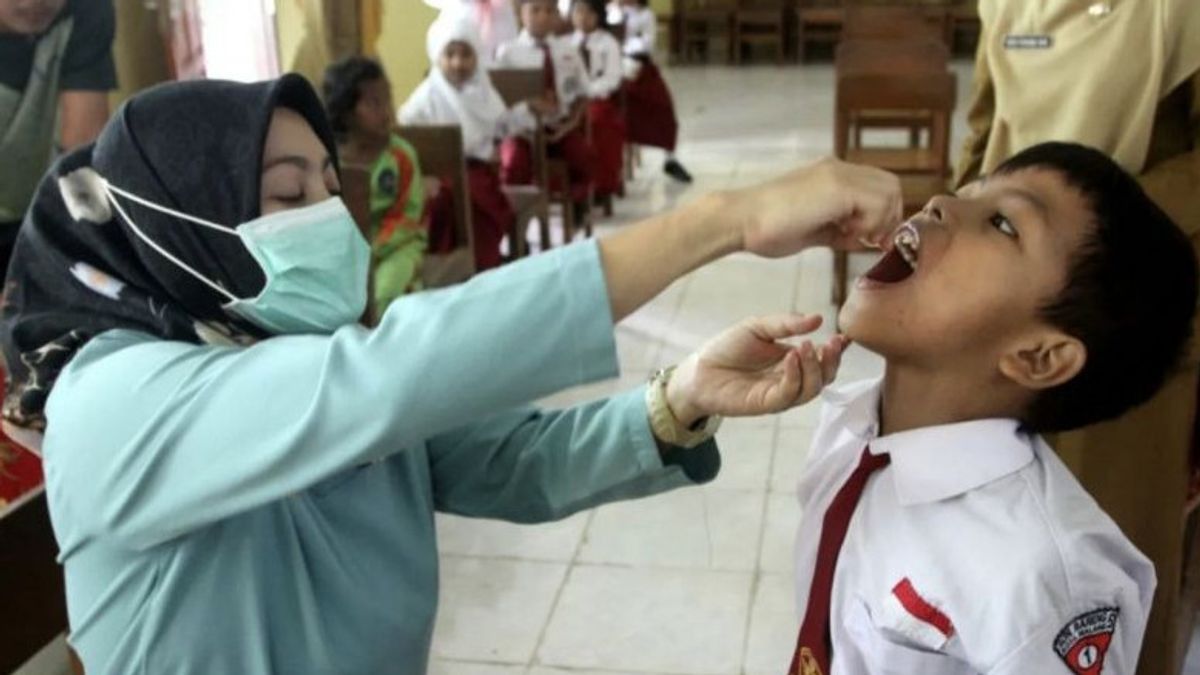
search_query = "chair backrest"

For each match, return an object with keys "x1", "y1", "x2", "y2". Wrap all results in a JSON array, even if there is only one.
[
  {"x1": 0, "y1": 490, "x2": 69, "y2": 675},
  {"x1": 489, "y1": 68, "x2": 545, "y2": 108},
  {"x1": 842, "y1": 5, "x2": 939, "y2": 40},
  {"x1": 339, "y1": 165, "x2": 374, "y2": 242},
  {"x1": 835, "y1": 70, "x2": 956, "y2": 167},
  {"x1": 737, "y1": 0, "x2": 788, "y2": 9},
  {"x1": 680, "y1": 0, "x2": 737, "y2": 13},
  {"x1": 835, "y1": 37, "x2": 948, "y2": 74},
  {"x1": 395, "y1": 124, "x2": 476, "y2": 287}
]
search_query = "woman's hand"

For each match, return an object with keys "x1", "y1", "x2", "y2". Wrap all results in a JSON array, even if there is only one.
[
  {"x1": 598, "y1": 157, "x2": 903, "y2": 322},
  {"x1": 664, "y1": 313, "x2": 848, "y2": 426},
  {"x1": 729, "y1": 157, "x2": 904, "y2": 257}
]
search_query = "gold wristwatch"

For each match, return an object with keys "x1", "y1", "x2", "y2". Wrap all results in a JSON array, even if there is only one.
[{"x1": 645, "y1": 366, "x2": 722, "y2": 448}]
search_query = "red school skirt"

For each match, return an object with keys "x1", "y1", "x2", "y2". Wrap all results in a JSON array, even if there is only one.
[{"x1": 624, "y1": 59, "x2": 679, "y2": 152}]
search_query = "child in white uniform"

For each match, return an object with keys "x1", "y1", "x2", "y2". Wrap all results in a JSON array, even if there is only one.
[
  {"x1": 401, "y1": 11, "x2": 543, "y2": 270},
  {"x1": 611, "y1": 0, "x2": 690, "y2": 183},
  {"x1": 496, "y1": 0, "x2": 596, "y2": 222},
  {"x1": 570, "y1": 0, "x2": 625, "y2": 199},
  {"x1": 784, "y1": 143, "x2": 1197, "y2": 674}
]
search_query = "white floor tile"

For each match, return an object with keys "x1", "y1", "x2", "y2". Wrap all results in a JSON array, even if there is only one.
[
  {"x1": 432, "y1": 557, "x2": 567, "y2": 664},
  {"x1": 744, "y1": 574, "x2": 801, "y2": 675},
  {"x1": 528, "y1": 662, "x2": 643, "y2": 667},
  {"x1": 435, "y1": 511, "x2": 590, "y2": 562},
  {"x1": 771, "y1": 425, "x2": 815, "y2": 494},
  {"x1": 711, "y1": 417, "x2": 777, "y2": 491},
  {"x1": 428, "y1": 661, "x2": 527, "y2": 675},
  {"x1": 760, "y1": 493, "x2": 803, "y2": 573},
  {"x1": 579, "y1": 488, "x2": 764, "y2": 571},
  {"x1": 538, "y1": 565, "x2": 753, "y2": 674}
]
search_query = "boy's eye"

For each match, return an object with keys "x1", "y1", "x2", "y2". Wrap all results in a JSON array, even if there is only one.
[
  {"x1": 273, "y1": 193, "x2": 305, "y2": 204},
  {"x1": 990, "y1": 213, "x2": 1018, "y2": 238}
]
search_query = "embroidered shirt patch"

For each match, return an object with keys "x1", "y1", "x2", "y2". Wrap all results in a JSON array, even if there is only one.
[{"x1": 1053, "y1": 608, "x2": 1119, "y2": 675}]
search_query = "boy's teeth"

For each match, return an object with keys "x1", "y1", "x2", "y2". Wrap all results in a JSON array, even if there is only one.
[{"x1": 893, "y1": 224, "x2": 921, "y2": 270}]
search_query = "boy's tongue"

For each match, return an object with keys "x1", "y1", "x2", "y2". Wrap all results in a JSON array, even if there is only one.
[{"x1": 865, "y1": 247, "x2": 915, "y2": 284}]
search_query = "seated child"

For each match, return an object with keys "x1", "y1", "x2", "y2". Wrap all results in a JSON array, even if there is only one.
[
  {"x1": 323, "y1": 57, "x2": 426, "y2": 319},
  {"x1": 610, "y1": 0, "x2": 691, "y2": 184},
  {"x1": 496, "y1": 0, "x2": 596, "y2": 225},
  {"x1": 425, "y1": 0, "x2": 520, "y2": 64},
  {"x1": 787, "y1": 142, "x2": 1197, "y2": 674},
  {"x1": 571, "y1": 0, "x2": 627, "y2": 200},
  {"x1": 400, "y1": 11, "x2": 545, "y2": 271}
]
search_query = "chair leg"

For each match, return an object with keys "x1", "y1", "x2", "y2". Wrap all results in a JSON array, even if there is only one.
[
  {"x1": 538, "y1": 203, "x2": 552, "y2": 251},
  {"x1": 562, "y1": 197, "x2": 576, "y2": 244},
  {"x1": 832, "y1": 250, "x2": 849, "y2": 307}
]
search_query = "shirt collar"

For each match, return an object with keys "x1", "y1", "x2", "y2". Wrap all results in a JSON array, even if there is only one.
[
  {"x1": 520, "y1": 30, "x2": 547, "y2": 47},
  {"x1": 819, "y1": 379, "x2": 1036, "y2": 506}
]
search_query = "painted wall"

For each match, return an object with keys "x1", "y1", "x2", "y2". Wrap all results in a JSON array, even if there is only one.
[
  {"x1": 109, "y1": 1, "x2": 169, "y2": 108},
  {"x1": 275, "y1": 0, "x2": 308, "y2": 76},
  {"x1": 373, "y1": 1, "x2": 439, "y2": 102}
]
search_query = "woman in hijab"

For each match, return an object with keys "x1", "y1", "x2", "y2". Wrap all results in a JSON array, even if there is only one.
[
  {"x1": 2, "y1": 73, "x2": 901, "y2": 673},
  {"x1": 400, "y1": 11, "x2": 546, "y2": 270}
]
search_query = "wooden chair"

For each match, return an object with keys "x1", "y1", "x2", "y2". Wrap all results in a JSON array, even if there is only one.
[
  {"x1": 1, "y1": 490, "x2": 73, "y2": 675},
  {"x1": 677, "y1": 0, "x2": 736, "y2": 64},
  {"x1": 393, "y1": 125, "x2": 477, "y2": 289},
  {"x1": 490, "y1": 67, "x2": 591, "y2": 249},
  {"x1": 841, "y1": 4, "x2": 943, "y2": 42},
  {"x1": 831, "y1": 66, "x2": 956, "y2": 306},
  {"x1": 835, "y1": 38, "x2": 949, "y2": 151},
  {"x1": 732, "y1": 0, "x2": 790, "y2": 65},
  {"x1": 337, "y1": 165, "x2": 379, "y2": 324},
  {"x1": 948, "y1": 0, "x2": 980, "y2": 54},
  {"x1": 489, "y1": 67, "x2": 554, "y2": 253},
  {"x1": 793, "y1": 0, "x2": 842, "y2": 62}
]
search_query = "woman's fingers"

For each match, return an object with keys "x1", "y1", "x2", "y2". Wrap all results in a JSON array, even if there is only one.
[
  {"x1": 819, "y1": 335, "x2": 846, "y2": 385},
  {"x1": 768, "y1": 350, "x2": 803, "y2": 411},
  {"x1": 796, "y1": 341, "x2": 824, "y2": 404}
]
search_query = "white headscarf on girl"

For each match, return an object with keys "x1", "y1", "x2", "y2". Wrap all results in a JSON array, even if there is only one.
[
  {"x1": 421, "y1": 0, "x2": 519, "y2": 61},
  {"x1": 398, "y1": 10, "x2": 511, "y2": 162}
]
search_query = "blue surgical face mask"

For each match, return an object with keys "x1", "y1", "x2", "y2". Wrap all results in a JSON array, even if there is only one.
[{"x1": 102, "y1": 182, "x2": 370, "y2": 334}]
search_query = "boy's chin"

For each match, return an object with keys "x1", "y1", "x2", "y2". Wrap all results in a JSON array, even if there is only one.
[{"x1": 838, "y1": 301, "x2": 912, "y2": 358}]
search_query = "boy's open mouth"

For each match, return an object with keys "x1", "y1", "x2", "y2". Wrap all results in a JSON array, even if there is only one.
[{"x1": 864, "y1": 223, "x2": 920, "y2": 284}]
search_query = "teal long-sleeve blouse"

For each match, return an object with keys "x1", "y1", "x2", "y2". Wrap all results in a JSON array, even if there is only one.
[{"x1": 40, "y1": 241, "x2": 720, "y2": 675}]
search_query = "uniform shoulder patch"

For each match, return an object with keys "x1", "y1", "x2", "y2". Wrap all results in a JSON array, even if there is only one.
[{"x1": 1053, "y1": 607, "x2": 1119, "y2": 675}]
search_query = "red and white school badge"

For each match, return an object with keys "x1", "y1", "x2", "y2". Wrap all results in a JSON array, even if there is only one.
[{"x1": 1053, "y1": 608, "x2": 1119, "y2": 675}]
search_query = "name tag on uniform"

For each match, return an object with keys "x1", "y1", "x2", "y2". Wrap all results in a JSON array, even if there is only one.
[{"x1": 1003, "y1": 34, "x2": 1053, "y2": 50}]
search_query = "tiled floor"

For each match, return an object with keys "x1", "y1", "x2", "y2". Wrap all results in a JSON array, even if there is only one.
[{"x1": 428, "y1": 61, "x2": 975, "y2": 675}]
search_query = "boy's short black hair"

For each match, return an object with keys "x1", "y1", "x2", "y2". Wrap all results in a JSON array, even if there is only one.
[
  {"x1": 573, "y1": 0, "x2": 610, "y2": 27},
  {"x1": 993, "y1": 142, "x2": 1198, "y2": 432},
  {"x1": 322, "y1": 56, "x2": 386, "y2": 140}
]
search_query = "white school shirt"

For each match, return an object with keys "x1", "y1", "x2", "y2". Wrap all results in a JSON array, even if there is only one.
[
  {"x1": 495, "y1": 31, "x2": 589, "y2": 121},
  {"x1": 571, "y1": 29, "x2": 624, "y2": 98},
  {"x1": 616, "y1": 4, "x2": 656, "y2": 56},
  {"x1": 792, "y1": 379, "x2": 1155, "y2": 674}
]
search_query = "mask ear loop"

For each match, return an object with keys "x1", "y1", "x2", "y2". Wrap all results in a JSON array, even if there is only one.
[{"x1": 101, "y1": 181, "x2": 241, "y2": 304}]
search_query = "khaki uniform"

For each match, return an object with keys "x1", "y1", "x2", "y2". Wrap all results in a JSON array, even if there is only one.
[{"x1": 954, "y1": 2, "x2": 1200, "y2": 672}]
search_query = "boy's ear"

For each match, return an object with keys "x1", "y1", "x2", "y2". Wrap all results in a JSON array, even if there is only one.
[{"x1": 998, "y1": 329, "x2": 1087, "y2": 391}]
